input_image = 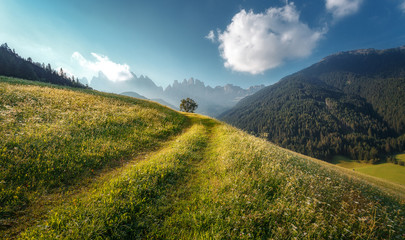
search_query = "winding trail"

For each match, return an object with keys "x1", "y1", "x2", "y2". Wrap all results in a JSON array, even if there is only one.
[
  {"x1": 9, "y1": 113, "x2": 405, "y2": 239},
  {"x1": 16, "y1": 114, "x2": 217, "y2": 239},
  {"x1": 4, "y1": 115, "x2": 195, "y2": 239},
  {"x1": 139, "y1": 115, "x2": 220, "y2": 239}
]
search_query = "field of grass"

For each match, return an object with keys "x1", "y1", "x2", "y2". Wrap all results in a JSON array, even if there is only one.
[
  {"x1": 356, "y1": 163, "x2": 405, "y2": 185},
  {"x1": 396, "y1": 152, "x2": 405, "y2": 164},
  {"x1": 1, "y1": 77, "x2": 404, "y2": 239},
  {"x1": 332, "y1": 155, "x2": 405, "y2": 185},
  {"x1": 331, "y1": 155, "x2": 373, "y2": 168},
  {"x1": 0, "y1": 77, "x2": 187, "y2": 232}
]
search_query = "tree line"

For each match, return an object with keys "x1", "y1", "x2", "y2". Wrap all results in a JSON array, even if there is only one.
[
  {"x1": 0, "y1": 43, "x2": 88, "y2": 89},
  {"x1": 222, "y1": 75, "x2": 405, "y2": 164}
]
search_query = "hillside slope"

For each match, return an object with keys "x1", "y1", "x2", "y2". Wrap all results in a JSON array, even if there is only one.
[
  {"x1": 0, "y1": 76, "x2": 187, "y2": 234},
  {"x1": 0, "y1": 44, "x2": 86, "y2": 89},
  {"x1": 221, "y1": 46, "x2": 405, "y2": 162},
  {"x1": 1, "y1": 77, "x2": 404, "y2": 239}
]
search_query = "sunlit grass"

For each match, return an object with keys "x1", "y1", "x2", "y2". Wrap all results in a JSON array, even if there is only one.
[
  {"x1": 21, "y1": 116, "x2": 404, "y2": 239},
  {"x1": 0, "y1": 77, "x2": 186, "y2": 222},
  {"x1": 356, "y1": 163, "x2": 405, "y2": 185},
  {"x1": 332, "y1": 155, "x2": 405, "y2": 185},
  {"x1": 396, "y1": 152, "x2": 405, "y2": 164},
  {"x1": 1, "y1": 77, "x2": 404, "y2": 239},
  {"x1": 20, "y1": 123, "x2": 209, "y2": 239},
  {"x1": 332, "y1": 155, "x2": 373, "y2": 168},
  {"x1": 171, "y1": 124, "x2": 404, "y2": 239}
]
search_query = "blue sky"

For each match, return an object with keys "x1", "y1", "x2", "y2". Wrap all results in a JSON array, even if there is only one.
[{"x1": 1, "y1": 0, "x2": 405, "y2": 88}]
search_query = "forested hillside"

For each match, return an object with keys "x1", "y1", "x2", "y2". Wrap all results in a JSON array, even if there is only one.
[
  {"x1": 0, "y1": 43, "x2": 87, "y2": 88},
  {"x1": 221, "y1": 47, "x2": 405, "y2": 162}
]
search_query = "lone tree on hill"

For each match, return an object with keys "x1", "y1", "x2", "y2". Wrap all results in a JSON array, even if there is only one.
[{"x1": 180, "y1": 98, "x2": 198, "y2": 113}]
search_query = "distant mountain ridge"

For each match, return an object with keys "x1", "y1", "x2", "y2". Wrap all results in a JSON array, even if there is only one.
[
  {"x1": 87, "y1": 72, "x2": 163, "y2": 99},
  {"x1": 221, "y1": 46, "x2": 405, "y2": 162},
  {"x1": 0, "y1": 42, "x2": 264, "y2": 117},
  {"x1": 163, "y1": 78, "x2": 264, "y2": 116},
  {"x1": 89, "y1": 72, "x2": 264, "y2": 117},
  {"x1": 120, "y1": 91, "x2": 147, "y2": 100}
]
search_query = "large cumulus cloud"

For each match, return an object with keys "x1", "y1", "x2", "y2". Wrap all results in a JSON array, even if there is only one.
[{"x1": 212, "y1": 3, "x2": 323, "y2": 74}]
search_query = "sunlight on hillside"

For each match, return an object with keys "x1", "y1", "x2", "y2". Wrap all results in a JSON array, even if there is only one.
[
  {"x1": 396, "y1": 152, "x2": 405, "y2": 164},
  {"x1": 1, "y1": 78, "x2": 404, "y2": 239},
  {"x1": 332, "y1": 155, "x2": 405, "y2": 185}
]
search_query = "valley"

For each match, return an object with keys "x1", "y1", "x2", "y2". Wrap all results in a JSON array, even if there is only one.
[{"x1": 332, "y1": 155, "x2": 405, "y2": 185}]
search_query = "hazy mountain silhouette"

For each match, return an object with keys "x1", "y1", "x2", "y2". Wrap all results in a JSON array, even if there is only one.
[
  {"x1": 120, "y1": 91, "x2": 147, "y2": 100},
  {"x1": 90, "y1": 73, "x2": 264, "y2": 117}
]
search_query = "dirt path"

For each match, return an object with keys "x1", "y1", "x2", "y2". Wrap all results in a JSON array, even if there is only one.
[
  {"x1": 3, "y1": 118, "x2": 194, "y2": 239},
  {"x1": 12, "y1": 114, "x2": 217, "y2": 239}
]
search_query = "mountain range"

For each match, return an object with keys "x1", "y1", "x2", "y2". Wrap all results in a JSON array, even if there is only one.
[
  {"x1": 2, "y1": 42, "x2": 404, "y2": 163},
  {"x1": 220, "y1": 46, "x2": 405, "y2": 162},
  {"x1": 0, "y1": 42, "x2": 264, "y2": 117},
  {"x1": 86, "y1": 72, "x2": 265, "y2": 117}
]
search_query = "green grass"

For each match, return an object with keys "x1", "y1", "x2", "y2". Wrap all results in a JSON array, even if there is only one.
[
  {"x1": 0, "y1": 77, "x2": 187, "y2": 228},
  {"x1": 20, "y1": 122, "x2": 210, "y2": 239},
  {"x1": 332, "y1": 155, "x2": 405, "y2": 185},
  {"x1": 331, "y1": 155, "x2": 373, "y2": 168},
  {"x1": 19, "y1": 118, "x2": 405, "y2": 239},
  {"x1": 1, "y1": 77, "x2": 404, "y2": 239},
  {"x1": 356, "y1": 163, "x2": 405, "y2": 185},
  {"x1": 396, "y1": 152, "x2": 405, "y2": 164}
]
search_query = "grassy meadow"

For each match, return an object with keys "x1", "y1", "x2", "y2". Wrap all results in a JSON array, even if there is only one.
[
  {"x1": 1, "y1": 77, "x2": 404, "y2": 239},
  {"x1": 332, "y1": 155, "x2": 405, "y2": 185},
  {"x1": 356, "y1": 164, "x2": 405, "y2": 185},
  {"x1": 0, "y1": 77, "x2": 187, "y2": 233},
  {"x1": 396, "y1": 152, "x2": 405, "y2": 165}
]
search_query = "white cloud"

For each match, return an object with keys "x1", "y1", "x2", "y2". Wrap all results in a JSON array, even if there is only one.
[
  {"x1": 401, "y1": 1, "x2": 405, "y2": 13},
  {"x1": 71, "y1": 52, "x2": 132, "y2": 82},
  {"x1": 216, "y1": 3, "x2": 324, "y2": 74},
  {"x1": 205, "y1": 30, "x2": 216, "y2": 42},
  {"x1": 326, "y1": 0, "x2": 363, "y2": 19}
]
